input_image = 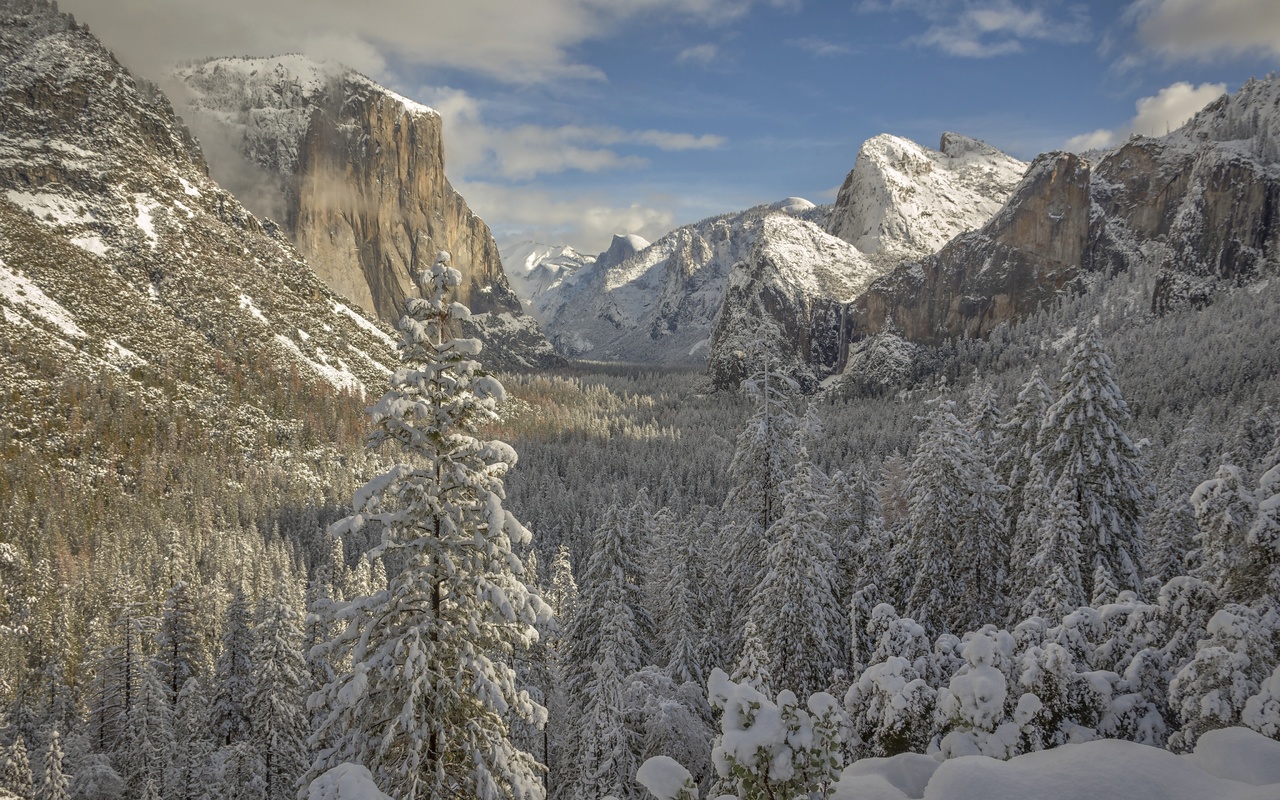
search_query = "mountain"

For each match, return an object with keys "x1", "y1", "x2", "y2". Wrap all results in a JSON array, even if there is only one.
[
  {"x1": 826, "y1": 132, "x2": 1028, "y2": 265},
  {"x1": 706, "y1": 214, "x2": 886, "y2": 390},
  {"x1": 171, "y1": 54, "x2": 521, "y2": 323},
  {"x1": 841, "y1": 75, "x2": 1280, "y2": 352},
  {"x1": 537, "y1": 204, "x2": 794, "y2": 364},
  {"x1": 0, "y1": 0, "x2": 410, "y2": 534},
  {"x1": 499, "y1": 233, "x2": 650, "y2": 325}
]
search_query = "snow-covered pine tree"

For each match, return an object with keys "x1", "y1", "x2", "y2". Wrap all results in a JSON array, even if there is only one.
[
  {"x1": 155, "y1": 580, "x2": 203, "y2": 705},
  {"x1": 308, "y1": 252, "x2": 547, "y2": 800},
  {"x1": 1168, "y1": 605, "x2": 1272, "y2": 750},
  {"x1": 1245, "y1": 463, "x2": 1280, "y2": 605},
  {"x1": 1017, "y1": 472, "x2": 1086, "y2": 621},
  {"x1": 212, "y1": 590, "x2": 252, "y2": 747},
  {"x1": 247, "y1": 588, "x2": 309, "y2": 800},
  {"x1": 721, "y1": 362, "x2": 799, "y2": 652},
  {"x1": 996, "y1": 368, "x2": 1052, "y2": 511},
  {"x1": 896, "y1": 401, "x2": 1006, "y2": 636},
  {"x1": 655, "y1": 518, "x2": 707, "y2": 687},
  {"x1": 37, "y1": 730, "x2": 68, "y2": 800},
  {"x1": 965, "y1": 378, "x2": 1003, "y2": 467},
  {"x1": 731, "y1": 618, "x2": 772, "y2": 697},
  {"x1": 1191, "y1": 463, "x2": 1256, "y2": 603},
  {"x1": 1035, "y1": 322, "x2": 1149, "y2": 598},
  {"x1": 170, "y1": 677, "x2": 213, "y2": 800},
  {"x1": 120, "y1": 662, "x2": 174, "y2": 799},
  {"x1": 746, "y1": 446, "x2": 843, "y2": 698},
  {"x1": 1, "y1": 737, "x2": 33, "y2": 800}
]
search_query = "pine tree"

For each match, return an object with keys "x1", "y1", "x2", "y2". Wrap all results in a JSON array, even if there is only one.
[
  {"x1": 156, "y1": 580, "x2": 203, "y2": 704},
  {"x1": 1018, "y1": 472, "x2": 1086, "y2": 621},
  {"x1": 38, "y1": 730, "x2": 68, "y2": 800},
  {"x1": 120, "y1": 663, "x2": 174, "y2": 799},
  {"x1": 1191, "y1": 463, "x2": 1256, "y2": 602},
  {"x1": 720, "y1": 363, "x2": 799, "y2": 650},
  {"x1": 747, "y1": 450, "x2": 843, "y2": 697},
  {"x1": 248, "y1": 589, "x2": 309, "y2": 800},
  {"x1": 212, "y1": 591, "x2": 253, "y2": 747},
  {"x1": 170, "y1": 678, "x2": 213, "y2": 800},
  {"x1": 1002, "y1": 368, "x2": 1053, "y2": 581},
  {"x1": 1245, "y1": 464, "x2": 1280, "y2": 605},
  {"x1": 308, "y1": 252, "x2": 547, "y2": 800},
  {"x1": 1, "y1": 737, "x2": 33, "y2": 800},
  {"x1": 1035, "y1": 322, "x2": 1149, "y2": 598},
  {"x1": 897, "y1": 401, "x2": 1006, "y2": 636}
]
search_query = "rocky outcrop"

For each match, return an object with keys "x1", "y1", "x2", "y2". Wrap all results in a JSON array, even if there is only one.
[
  {"x1": 707, "y1": 214, "x2": 885, "y2": 390},
  {"x1": 174, "y1": 56, "x2": 521, "y2": 323},
  {"x1": 838, "y1": 76, "x2": 1280, "y2": 357},
  {"x1": 825, "y1": 132, "x2": 1027, "y2": 263}
]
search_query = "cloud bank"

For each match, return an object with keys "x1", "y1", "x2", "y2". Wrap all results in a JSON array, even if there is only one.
[{"x1": 1064, "y1": 81, "x2": 1227, "y2": 152}]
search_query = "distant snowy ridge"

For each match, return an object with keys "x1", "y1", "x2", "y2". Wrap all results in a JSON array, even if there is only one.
[
  {"x1": 499, "y1": 233, "x2": 651, "y2": 324},
  {"x1": 537, "y1": 200, "x2": 821, "y2": 364}
]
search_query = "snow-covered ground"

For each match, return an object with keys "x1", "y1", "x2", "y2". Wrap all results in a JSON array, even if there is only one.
[{"x1": 835, "y1": 727, "x2": 1280, "y2": 800}]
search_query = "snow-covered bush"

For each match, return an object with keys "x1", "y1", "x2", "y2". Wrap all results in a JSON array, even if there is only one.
[{"x1": 706, "y1": 669, "x2": 847, "y2": 800}]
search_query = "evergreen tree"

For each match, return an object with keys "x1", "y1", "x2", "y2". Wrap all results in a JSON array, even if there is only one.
[
  {"x1": 1018, "y1": 472, "x2": 1087, "y2": 621},
  {"x1": 1246, "y1": 464, "x2": 1280, "y2": 606},
  {"x1": 747, "y1": 450, "x2": 843, "y2": 697},
  {"x1": 248, "y1": 589, "x2": 309, "y2": 800},
  {"x1": 1, "y1": 737, "x2": 33, "y2": 800},
  {"x1": 120, "y1": 663, "x2": 174, "y2": 799},
  {"x1": 896, "y1": 401, "x2": 1006, "y2": 636},
  {"x1": 171, "y1": 678, "x2": 213, "y2": 800},
  {"x1": 308, "y1": 252, "x2": 547, "y2": 800},
  {"x1": 1035, "y1": 322, "x2": 1149, "y2": 598},
  {"x1": 212, "y1": 591, "x2": 252, "y2": 747},
  {"x1": 1002, "y1": 369, "x2": 1053, "y2": 580},
  {"x1": 1191, "y1": 463, "x2": 1256, "y2": 602},
  {"x1": 38, "y1": 730, "x2": 68, "y2": 800},
  {"x1": 156, "y1": 580, "x2": 203, "y2": 704}
]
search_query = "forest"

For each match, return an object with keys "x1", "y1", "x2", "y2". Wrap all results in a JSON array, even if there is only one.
[{"x1": 2, "y1": 252, "x2": 1280, "y2": 800}]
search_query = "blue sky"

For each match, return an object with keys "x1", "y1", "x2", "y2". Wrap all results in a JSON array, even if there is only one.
[{"x1": 67, "y1": 0, "x2": 1280, "y2": 253}]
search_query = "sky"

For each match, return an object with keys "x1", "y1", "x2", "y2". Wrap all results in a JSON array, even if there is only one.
[{"x1": 62, "y1": 0, "x2": 1280, "y2": 255}]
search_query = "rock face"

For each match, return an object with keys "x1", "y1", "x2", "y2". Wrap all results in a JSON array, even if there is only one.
[
  {"x1": 843, "y1": 75, "x2": 1280, "y2": 351},
  {"x1": 707, "y1": 214, "x2": 884, "y2": 390},
  {"x1": 538, "y1": 205, "x2": 783, "y2": 364},
  {"x1": 173, "y1": 56, "x2": 521, "y2": 323},
  {"x1": 0, "y1": 0, "x2": 398, "y2": 420},
  {"x1": 826, "y1": 132, "x2": 1027, "y2": 264},
  {"x1": 850, "y1": 151, "x2": 1091, "y2": 344}
]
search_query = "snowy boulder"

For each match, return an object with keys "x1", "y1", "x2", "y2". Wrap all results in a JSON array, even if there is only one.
[
  {"x1": 1185, "y1": 726, "x2": 1280, "y2": 786},
  {"x1": 306, "y1": 764, "x2": 393, "y2": 800},
  {"x1": 637, "y1": 755, "x2": 697, "y2": 800}
]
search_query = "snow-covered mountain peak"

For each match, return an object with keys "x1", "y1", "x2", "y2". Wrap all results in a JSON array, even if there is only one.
[
  {"x1": 1171, "y1": 73, "x2": 1280, "y2": 164},
  {"x1": 825, "y1": 132, "x2": 1027, "y2": 264},
  {"x1": 596, "y1": 233, "x2": 651, "y2": 271},
  {"x1": 771, "y1": 196, "x2": 817, "y2": 213},
  {"x1": 753, "y1": 213, "x2": 880, "y2": 303}
]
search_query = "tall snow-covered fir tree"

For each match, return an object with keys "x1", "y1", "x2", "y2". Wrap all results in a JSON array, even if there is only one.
[
  {"x1": 746, "y1": 445, "x2": 843, "y2": 697},
  {"x1": 308, "y1": 252, "x2": 548, "y2": 800},
  {"x1": 895, "y1": 401, "x2": 1006, "y2": 636},
  {"x1": 247, "y1": 588, "x2": 309, "y2": 800},
  {"x1": 1034, "y1": 322, "x2": 1149, "y2": 599}
]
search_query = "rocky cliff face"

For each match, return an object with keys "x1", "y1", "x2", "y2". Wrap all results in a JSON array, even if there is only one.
[
  {"x1": 173, "y1": 56, "x2": 521, "y2": 323},
  {"x1": 826, "y1": 132, "x2": 1027, "y2": 264},
  {"x1": 0, "y1": 0, "x2": 400, "y2": 444},
  {"x1": 842, "y1": 76, "x2": 1280, "y2": 353},
  {"x1": 707, "y1": 214, "x2": 884, "y2": 390}
]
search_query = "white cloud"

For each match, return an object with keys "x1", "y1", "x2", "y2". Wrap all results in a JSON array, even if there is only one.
[
  {"x1": 677, "y1": 44, "x2": 721, "y2": 65},
  {"x1": 429, "y1": 87, "x2": 724, "y2": 182},
  {"x1": 1064, "y1": 80, "x2": 1227, "y2": 151},
  {"x1": 458, "y1": 179, "x2": 678, "y2": 254},
  {"x1": 861, "y1": 0, "x2": 1090, "y2": 57},
  {"x1": 59, "y1": 0, "x2": 786, "y2": 87},
  {"x1": 1128, "y1": 0, "x2": 1280, "y2": 62},
  {"x1": 785, "y1": 37, "x2": 854, "y2": 57}
]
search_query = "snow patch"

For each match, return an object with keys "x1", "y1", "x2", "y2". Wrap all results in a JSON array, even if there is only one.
[
  {"x1": 333, "y1": 301, "x2": 396, "y2": 348},
  {"x1": 0, "y1": 261, "x2": 87, "y2": 339},
  {"x1": 305, "y1": 764, "x2": 392, "y2": 800},
  {"x1": 134, "y1": 194, "x2": 160, "y2": 248},
  {"x1": 275, "y1": 334, "x2": 364, "y2": 395},
  {"x1": 179, "y1": 176, "x2": 201, "y2": 198},
  {"x1": 70, "y1": 235, "x2": 109, "y2": 256},
  {"x1": 5, "y1": 190, "x2": 94, "y2": 227},
  {"x1": 239, "y1": 294, "x2": 269, "y2": 324}
]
